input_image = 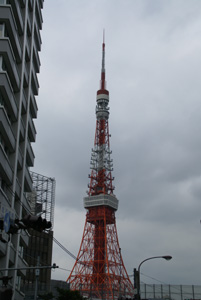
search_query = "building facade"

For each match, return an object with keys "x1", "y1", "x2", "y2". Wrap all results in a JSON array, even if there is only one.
[{"x1": 0, "y1": 0, "x2": 44, "y2": 299}]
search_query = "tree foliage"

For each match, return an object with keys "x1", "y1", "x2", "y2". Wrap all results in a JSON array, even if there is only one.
[
  {"x1": 38, "y1": 292, "x2": 54, "y2": 300},
  {"x1": 56, "y1": 287, "x2": 84, "y2": 300}
]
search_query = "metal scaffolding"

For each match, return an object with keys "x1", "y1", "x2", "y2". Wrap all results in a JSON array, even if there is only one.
[{"x1": 28, "y1": 171, "x2": 56, "y2": 227}]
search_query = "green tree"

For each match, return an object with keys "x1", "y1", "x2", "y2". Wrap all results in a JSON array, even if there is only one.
[
  {"x1": 38, "y1": 292, "x2": 54, "y2": 300},
  {"x1": 56, "y1": 287, "x2": 84, "y2": 300}
]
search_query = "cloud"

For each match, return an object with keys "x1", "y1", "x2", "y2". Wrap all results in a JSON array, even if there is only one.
[{"x1": 33, "y1": 0, "x2": 201, "y2": 286}]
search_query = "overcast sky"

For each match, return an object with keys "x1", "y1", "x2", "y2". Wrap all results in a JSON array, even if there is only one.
[{"x1": 33, "y1": 0, "x2": 201, "y2": 287}]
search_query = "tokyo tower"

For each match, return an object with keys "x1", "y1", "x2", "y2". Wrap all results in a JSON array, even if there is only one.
[{"x1": 67, "y1": 36, "x2": 134, "y2": 299}]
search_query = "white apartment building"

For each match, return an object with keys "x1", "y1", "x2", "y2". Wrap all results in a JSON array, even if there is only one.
[{"x1": 0, "y1": 0, "x2": 44, "y2": 299}]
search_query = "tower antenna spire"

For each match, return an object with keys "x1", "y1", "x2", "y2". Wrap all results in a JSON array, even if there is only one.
[{"x1": 100, "y1": 29, "x2": 107, "y2": 93}]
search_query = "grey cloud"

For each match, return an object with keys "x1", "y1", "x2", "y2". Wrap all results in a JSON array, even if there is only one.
[{"x1": 33, "y1": 0, "x2": 201, "y2": 285}]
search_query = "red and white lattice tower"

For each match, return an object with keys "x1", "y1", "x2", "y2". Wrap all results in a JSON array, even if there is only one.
[{"x1": 67, "y1": 36, "x2": 134, "y2": 300}]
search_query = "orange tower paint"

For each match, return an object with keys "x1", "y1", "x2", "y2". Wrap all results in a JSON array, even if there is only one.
[{"x1": 67, "y1": 36, "x2": 134, "y2": 300}]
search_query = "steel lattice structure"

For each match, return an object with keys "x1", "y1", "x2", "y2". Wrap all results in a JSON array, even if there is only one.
[
  {"x1": 67, "y1": 36, "x2": 134, "y2": 299},
  {"x1": 28, "y1": 171, "x2": 56, "y2": 227}
]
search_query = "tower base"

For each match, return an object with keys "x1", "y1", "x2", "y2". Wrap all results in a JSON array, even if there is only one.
[{"x1": 67, "y1": 206, "x2": 134, "y2": 300}]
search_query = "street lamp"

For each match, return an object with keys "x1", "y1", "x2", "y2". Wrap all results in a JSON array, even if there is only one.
[{"x1": 134, "y1": 255, "x2": 172, "y2": 300}]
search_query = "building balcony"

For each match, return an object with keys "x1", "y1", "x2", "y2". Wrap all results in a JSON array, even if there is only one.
[
  {"x1": 17, "y1": 146, "x2": 23, "y2": 170},
  {"x1": 24, "y1": 165, "x2": 33, "y2": 192},
  {"x1": 33, "y1": 42, "x2": 40, "y2": 73},
  {"x1": 30, "y1": 91, "x2": 38, "y2": 118},
  {"x1": 39, "y1": 0, "x2": 44, "y2": 9},
  {"x1": 28, "y1": 0, "x2": 33, "y2": 11},
  {"x1": 0, "y1": 6, "x2": 22, "y2": 63},
  {"x1": 25, "y1": 38, "x2": 31, "y2": 62},
  {"x1": 20, "y1": 231, "x2": 29, "y2": 248},
  {"x1": 34, "y1": 25, "x2": 41, "y2": 51},
  {"x1": 27, "y1": 11, "x2": 32, "y2": 37},
  {"x1": 15, "y1": 288, "x2": 25, "y2": 300},
  {"x1": 23, "y1": 193, "x2": 32, "y2": 215},
  {"x1": 21, "y1": 90, "x2": 27, "y2": 114},
  {"x1": 23, "y1": 63, "x2": 29, "y2": 88},
  {"x1": 0, "y1": 72, "x2": 18, "y2": 121},
  {"x1": 28, "y1": 115, "x2": 36, "y2": 142},
  {"x1": 31, "y1": 69, "x2": 39, "y2": 95},
  {"x1": 0, "y1": 144, "x2": 13, "y2": 184},
  {"x1": 9, "y1": 0, "x2": 24, "y2": 35},
  {"x1": 0, "y1": 186, "x2": 8, "y2": 201},
  {"x1": 20, "y1": 117, "x2": 25, "y2": 142},
  {"x1": 35, "y1": 0, "x2": 43, "y2": 30},
  {"x1": 0, "y1": 38, "x2": 20, "y2": 92},
  {"x1": 18, "y1": 254, "x2": 28, "y2": 277},
  {"x1": 0, "y1": 183, "x2": 12, "y2": 206},
  {"x1": 0, "y1": 234, "x2": 7, "y2": 256},
  {"x1": 19, "y1": 0, "x2": 25, "y2": 8},
  {"x1": 9, "y1": 243, "x2": 15, "y2": 265},
  {"x1": 0, "y1": 107, "x2": 15, "y2": 152},
  {"x1": 15, "y1": 176, "x2": 21, "y2": 198},
  {"x1": 26, "y1": 139, "x2": 35, "y2": 167}
]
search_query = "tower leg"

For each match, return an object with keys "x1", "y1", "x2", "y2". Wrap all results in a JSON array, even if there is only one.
[{"x1": 67, "y1": 207, "x2": 133, "y2": 299}]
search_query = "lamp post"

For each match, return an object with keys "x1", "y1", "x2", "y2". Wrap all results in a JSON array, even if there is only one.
[{"x1": 134, "y1": 255, "x2": 172, "y2": 300}]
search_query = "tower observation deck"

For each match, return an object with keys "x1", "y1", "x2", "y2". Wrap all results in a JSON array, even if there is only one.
[{"x1": 67, "y1": 36, "x2": 134, "y2": 300}]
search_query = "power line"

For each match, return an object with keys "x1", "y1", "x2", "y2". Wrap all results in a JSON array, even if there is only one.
[
  {"x1": 57, "y1": 267, "x2": 71, "y2": 272},
  {"x1": 53, "y1": 237, "x2": 77, "y2": 261},
  {"x1": 141, "y1": 272, "x2": 168, "y2": 284}
]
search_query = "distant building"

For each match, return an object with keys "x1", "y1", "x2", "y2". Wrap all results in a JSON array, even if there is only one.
[
  {"x1": 49, "y1": 280, "x2": 70, "y2": 299},
  {"x1": 23, "y1": 172, "x2": 55, "y2": 299},
  {"x1": 0, "y1": 1, "x2": 44, "y2": 298},
  {"x1": 27, "y1": 171, "x2": 55, "y2": 228}
]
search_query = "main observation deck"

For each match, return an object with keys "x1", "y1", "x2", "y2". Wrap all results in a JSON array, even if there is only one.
[{"x1": 83, "y1": 194, "x2": 119, "y2": 211}]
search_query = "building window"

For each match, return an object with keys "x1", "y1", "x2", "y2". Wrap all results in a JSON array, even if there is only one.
[
  {"x1": 0, "y1": 23, "x2": 5, "y2": 37},
  {"x1": 19, "y1": 245, "x2": 24, "y2": 258},
  {"x1": 0, "y1": 134, "x2": 9, "y2": 158},
  {"x1": 0, "y1": 91, "x2": 4, "y2": 107},
  {"x1": 0, "y1": 133, "x2": 4, "y2": 147},
  {"x1": 0, "y1": 56, "x2": 2, "y2": 71},
  {"x1": 0, "y1": 91, "x2": 10, "y2": 123},
  {"x1": 16, "y1": 275, "x2": 21, "y2": 290},
  {"x1": 0, "y1": 55, "x2": 7, "y2": 72}
]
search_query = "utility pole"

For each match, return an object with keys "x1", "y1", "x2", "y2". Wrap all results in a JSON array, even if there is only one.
[
  {"x1": 34, "y1": 256, "x2": 40, "y2": 300},
  {"x1": 134, "y1": 268, "x2": 139, "y2": 299}
]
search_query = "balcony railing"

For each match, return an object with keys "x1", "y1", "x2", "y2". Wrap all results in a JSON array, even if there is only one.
[
  {"x1": 0, "y1": 6, "x2": 22, "y2": 63},
  {"x1": 0, "y1": 144, "x2": 13, "y2": 184},
  {"x1": 0, "y1": 72, "x2": 18, "y2": 121},
  {"x1": 0, "y1": 106, "x2": 15, "y2": 151}
]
